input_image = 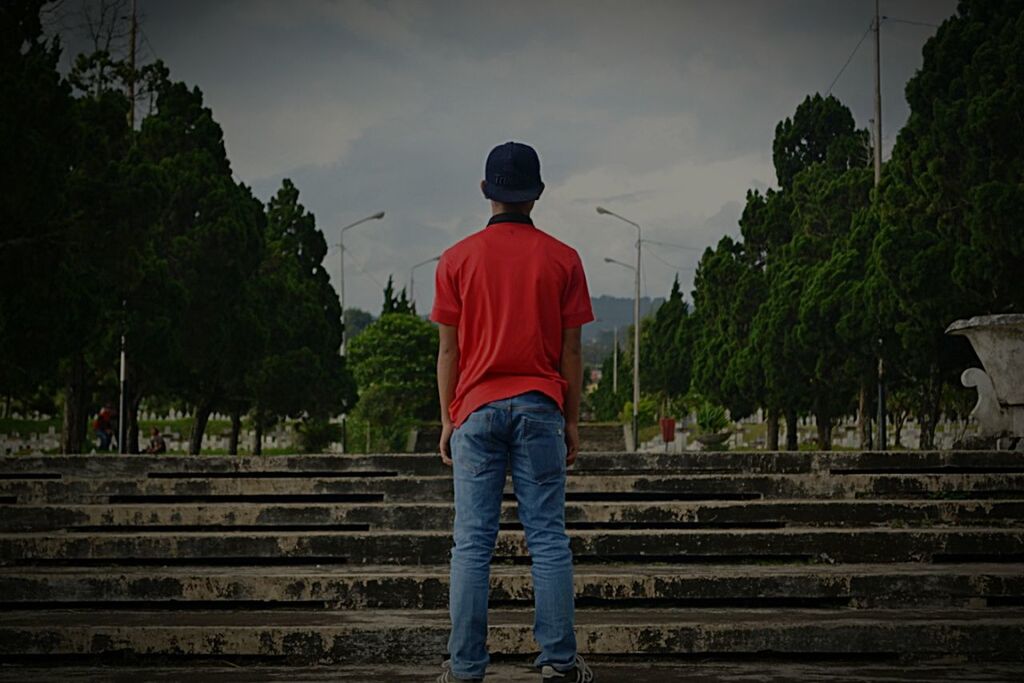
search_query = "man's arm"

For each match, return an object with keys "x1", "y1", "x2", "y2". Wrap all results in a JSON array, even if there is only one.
[
  {"x1": 436, "y1": 323, "x2": 459, "y2": 465},
  {"x1": 560, "y1": 326, "x2": 583, "y2": 466}
]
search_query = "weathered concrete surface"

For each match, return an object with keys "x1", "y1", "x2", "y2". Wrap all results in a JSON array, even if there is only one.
[
  {"x1": 4, "y1": 471, "x2": 1024, "y2": 505},
  {"x1": 1, "y1": 608, "x2": 1023, "y2": 661},
  {"x1": 4, "y1": 450, "x2": 1023, "y2": 477},
  {"x1": 4, "y1": 499, "x2": 1023, "y2": 532},
  {"x1": 3, "y1": 528, "x2": 1023, "y2": 565},
  {"x1": 2, "y1": 451, "x2": 1023, "y2": 670},
  {"x1": 1, "y1": 563, "x2": 1021, "y2": 609},
  {"x1": 3, "y1": 662, "x2": 1024, "y2": 682}
]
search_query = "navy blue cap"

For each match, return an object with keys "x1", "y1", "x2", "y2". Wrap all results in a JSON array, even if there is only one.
[{"x1": 482, "y1": 141, "x2": 545, "y2": 203}]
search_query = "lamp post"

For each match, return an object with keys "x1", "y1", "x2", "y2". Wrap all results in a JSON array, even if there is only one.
[
  {"x1": 336, "y1": 211, "x2": 385, "y2": 356},
  {"x1": 613, "y1": 325, "x2": 618, "y2": 394},
  {"x1": 603, "y1": 253, "x2": 641, "y2": 452},
  {"x1": 334, "y1": 211, "x2": 384, "y2": 456},
  {"x1": 598, "y1": 206, "x2": 642, "y2": 451},
  {"x1": 409, "y1": 255, "x2": 440, "y2": 311}
]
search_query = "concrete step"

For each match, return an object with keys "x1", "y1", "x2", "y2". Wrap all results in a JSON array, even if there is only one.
[
  {"x1": 4, "y1": 499, "x2": 1022, "y2": 532},
  {"x1": 1, "y1": 608, "x2": 1022, "y2": 662},
  {"x1": 5, "y1": 450, "x2": 1024, "y2": 478},
  {"x1": 3, "y1": 528, "x2": 1022, "y2": 565},
  {"x1": 4, "y1": 450, "x2": 1023, "y2": 478},
  {"x1": 4, "y1": 661, "x2": 1023, "y2": 683},
  {"x1": 5, "y1": 472, "x2": 1024, "y2": 505},
  {"x1": 2, "y1": 564, "x2": 1021, "y2": 609}
]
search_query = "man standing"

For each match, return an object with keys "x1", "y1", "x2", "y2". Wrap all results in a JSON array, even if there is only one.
[{"x1": 432, "y1": 142, "x2": 596, "y2": 682}]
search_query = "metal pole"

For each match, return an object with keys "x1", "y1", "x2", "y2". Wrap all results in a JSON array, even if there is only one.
[
  {"x1": 118, "y1": 300, "x2": 126, "y2": 454},
  {"x1": 336, "y1": 211, "x2": 385, "y2": 453},
  {"x1": 873, "y1": 0, "x2": 883, "y2": 187},
  {"x1": 339, "y1": 235, "x2": 350, "y2": 454},
  {"x1": 409, "y1": 256, "x2": 440, "y2": 313},
  {"x1": 876, "y1": 352, "x2": 884, "y2": 448},
  {"x1": 612, "y1": 326, "x2": 618, "y2": 394},
  {"x1": 117, "y1": 1, "x2": 137, "y2": 455},
  {"x1": 339, "y1": 237, "x2": 347, "y2": 355},
  {"x1": 873, "y1": 1, "x2": 886, "y2": 450},
  {"x1": 633, "y1": 230, "x2": 641, "y2": 452},
  {"x1": 597, "y1": 207, "x2": 643, "y2": 452},
  {"x1": 128, "y1": 0, "x2": 136, "y2": 128}
]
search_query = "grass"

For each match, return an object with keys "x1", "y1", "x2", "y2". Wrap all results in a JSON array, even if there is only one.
[
  {"x1": 0, "y1": 417, "x2": 61, "y2": 435},
  {"x1": 637, "y1": 424, "x2": 661, "y2": 443},
  {"x1": 139, "y1": 419, "x2": 239, "y2": 438}
]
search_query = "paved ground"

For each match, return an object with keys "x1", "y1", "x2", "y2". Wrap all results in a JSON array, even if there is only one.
[{"x1": 2, "y1": 662, "x2": 1023, "y2": 682}]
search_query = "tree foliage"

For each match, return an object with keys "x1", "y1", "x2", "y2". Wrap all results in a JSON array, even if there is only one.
[
  {"x1": 348, "y1": 308, "x2": 439, "y2": 445},
  {"x1": 0, "y1": 3, "x2": 365, "y2": 453}
]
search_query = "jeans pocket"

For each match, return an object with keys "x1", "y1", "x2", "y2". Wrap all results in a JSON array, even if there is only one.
[
  {"x1": 522, "y1": 414, "x2": 566, "y2": 483},
  {"x1": 453, "y1": 410, "x2": 493, "y2": 477}
]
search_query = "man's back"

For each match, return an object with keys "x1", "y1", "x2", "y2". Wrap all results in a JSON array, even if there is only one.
[{"x1": 432, "y1": 214, "x2": 592, "y2": 428}]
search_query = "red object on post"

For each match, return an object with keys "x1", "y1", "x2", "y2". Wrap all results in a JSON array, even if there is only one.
[{"x1": 659, "y1": 417, "x2": 676, "y2": 443}]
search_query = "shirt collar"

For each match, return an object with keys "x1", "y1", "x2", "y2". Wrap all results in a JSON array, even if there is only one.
[{"x1": 487, "y1": 212, "x2": 534, "y2": 227}]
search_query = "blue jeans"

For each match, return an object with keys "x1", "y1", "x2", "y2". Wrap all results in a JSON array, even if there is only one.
[{"x1": 447, "y1": 391, "x2": 576, "y2": 679}]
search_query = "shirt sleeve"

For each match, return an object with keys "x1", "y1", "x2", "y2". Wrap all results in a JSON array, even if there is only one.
[
  {"x1": 561, "y1": 251, "x2": 595, "y2": 328},
  {"x1": 430, "y1": 251, "x2": 461, "y2": 326}
]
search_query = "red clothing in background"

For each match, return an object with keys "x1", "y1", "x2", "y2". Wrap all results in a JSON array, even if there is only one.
[{"x1": 431, "y1": 214, "x2": 594, "y2": 427}]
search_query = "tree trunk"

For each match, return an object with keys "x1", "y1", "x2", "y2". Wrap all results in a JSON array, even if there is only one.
[
  {"x1": 766, "y1": 409, "x2": 780, "y2": 451},
  {"x1": 252, "y1": 416, "x2": 263, "y2": 456},
  {"x1": 189, "y1": 402, "x2": 213, "y2": 455},
  {"x1": 126, "y1": 389, "x2": 143, "y2": 454},
  {"x1": 784, "y1": 409, "x2": 799, "y2": 451},
  {"x1": 815, "y1": 413, "x2": 833, "y2": 451},
  {"x1": 61, "y1": 352, "x2": 89, "y2": 454},
  {"x1": 228, "y1": 411, "x2": 241, "y2": 455},
  {"x1": 918, "y1": 408, "x2": 940, "y2": 450},
  {"x1": 894, "y1": 411, "x2": 906, "y2": 449},
  {"x1": 917, "y1": 380, "x2": 942, "y2": 450},
  {"x1": 858, "y1": 383, "x2": 873, "y2": 450}
]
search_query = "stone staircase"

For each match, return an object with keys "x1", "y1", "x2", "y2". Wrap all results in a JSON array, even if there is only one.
[{"x1": 1, "y1": 450, "x2": 1023, "y2": 679}]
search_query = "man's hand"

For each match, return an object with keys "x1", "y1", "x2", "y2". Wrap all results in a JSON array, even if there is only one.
[
  {"x1": 565, "y1": 422, "x2": 580, "y2": 467},
  {"x1": 440, "y1": 422, "x2": 454, "y2": 466}
]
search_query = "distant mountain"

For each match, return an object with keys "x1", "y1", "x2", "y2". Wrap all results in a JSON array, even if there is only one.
[{"x1": 582, "y1": 295, "x2": 664, "y2": 366}]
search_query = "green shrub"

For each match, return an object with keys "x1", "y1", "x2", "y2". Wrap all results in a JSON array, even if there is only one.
[
  {"x1": 295, "y1": 417, "x2": 342, "y2": 453},
  {"x1": 696, "y1": 400, "x2": 729, "y2": 434}
]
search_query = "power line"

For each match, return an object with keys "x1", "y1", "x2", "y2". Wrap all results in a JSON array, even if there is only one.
[
  {"x1": 138, "y1": 24, "x2": 158, "y2": 62},
  {"x1": 643, "y1": 243, "x2": 696, "y2": 271},
  {"x1": 643, "y1": 238, "x2": 703, "y2": 252},
  {"x1": 339, "y1": 244, "x2": 384, "y2": 289},
  {"x1": 882, "y1": 16, "x2": 940, "y2": 29},
  {"x1": 827, "y1": 21, "x2": 873, "y2": 94}
]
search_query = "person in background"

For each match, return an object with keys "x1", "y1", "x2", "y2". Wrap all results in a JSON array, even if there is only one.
[
  {"x1": 143, "y1": 427, "x2": 166, "y2": 455},
  {"x1": 93, "y1": 406, "x2": 114, "y2": 452}
]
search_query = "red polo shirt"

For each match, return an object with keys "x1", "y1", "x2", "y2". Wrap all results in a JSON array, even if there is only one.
[{"x1": 431, "y1": 213, "x2": 595, "y2": 427}]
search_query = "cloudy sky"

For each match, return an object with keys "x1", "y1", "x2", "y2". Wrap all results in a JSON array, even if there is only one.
[{"x1": 59, "y1": 0, "x2": 957, "y2": 314}]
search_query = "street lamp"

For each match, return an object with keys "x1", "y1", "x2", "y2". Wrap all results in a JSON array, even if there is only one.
[
  {"x1": 336, "y1": 211, "x2": 385, "y2": 356},
  {"x1": 409, "y1": 255, "x2": 440, "y2": 310},
  {"x1": 603, "y1": 248, "x2": 641, "y2": 452}
]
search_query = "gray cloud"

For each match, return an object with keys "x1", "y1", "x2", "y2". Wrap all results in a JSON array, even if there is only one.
[{"x1": 58, "y1": 0, "x2": 957, "y2": 312}]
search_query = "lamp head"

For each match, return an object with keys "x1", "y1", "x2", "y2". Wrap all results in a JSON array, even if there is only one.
[
  {"x1": 596, "y1": 206, "x2": 611, "y2": 215},
  {"x1": 371, "y1": 211, "x2": 385, "y2": 220},
  {"x1": 603, "y1": 257, "x2": 615, "y2": 263}
]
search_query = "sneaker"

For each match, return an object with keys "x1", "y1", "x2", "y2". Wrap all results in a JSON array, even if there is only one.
[
  {"x1": 540, "y1": 654, "x2": 595, "y2": 682},
  {"x1": 437, "y1": 658, "x2": 483, "y2": 682}
]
